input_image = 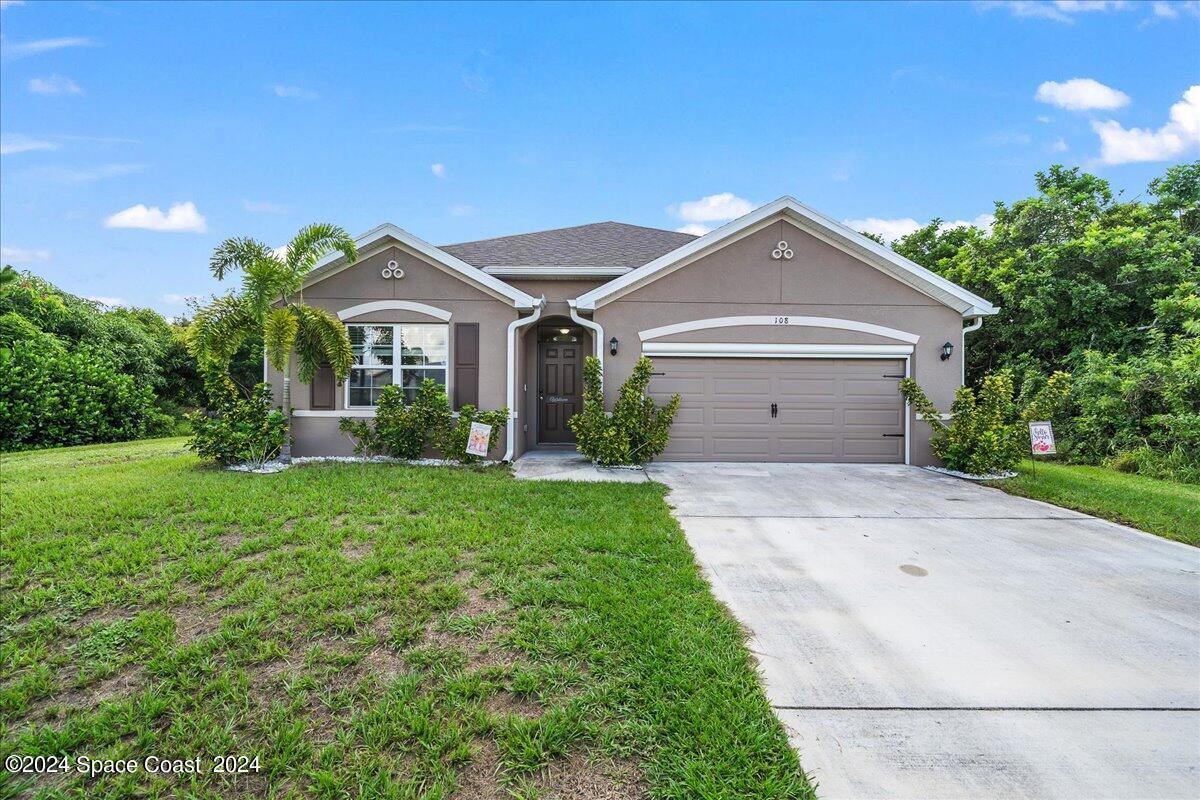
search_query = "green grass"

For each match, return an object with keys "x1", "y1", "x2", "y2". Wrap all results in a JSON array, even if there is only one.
[
  {"x1": 989, "y1": 460, "x2": 1200, "y2": 546},
  {"x1": 0, "y1": 438, "x2": 812, "y2": 799}
]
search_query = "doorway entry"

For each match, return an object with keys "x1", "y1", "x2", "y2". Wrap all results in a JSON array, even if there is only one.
[{"x1": 536, "y1": 324, "x2": 586, "y2": 444}]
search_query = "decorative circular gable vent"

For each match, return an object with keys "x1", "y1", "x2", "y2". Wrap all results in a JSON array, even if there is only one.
[
  {"x1": 771, "y1": 240, "x2": 794, "y2": 260},
  {"x1": 381, "y1": 260, "x2": 405, "y2": 279}
]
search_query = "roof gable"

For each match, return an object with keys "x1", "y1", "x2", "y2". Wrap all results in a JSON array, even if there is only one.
[
  {"x1": 303, "y1": 223, "x2": 538, "y2": 309},
  {"x1": 573, "y1": 198, "x2": 998, "y2": 318},
  {"x1": 441, "y1": 221, "x2": 696, "y2": 269}
]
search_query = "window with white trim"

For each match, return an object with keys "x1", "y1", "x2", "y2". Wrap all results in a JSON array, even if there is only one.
[{"x1": 346, "y1": 324, "x2": 448, "y2": 407}]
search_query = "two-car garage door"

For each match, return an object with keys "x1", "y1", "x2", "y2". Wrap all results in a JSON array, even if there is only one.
[{"x1": 647, "y1": 358, "x2": 906, "y2": 462}]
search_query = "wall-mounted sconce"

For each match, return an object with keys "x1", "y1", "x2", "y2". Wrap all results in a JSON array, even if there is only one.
[
  {"x1": 940, "y1": 341, "x2": 954, "y2": 361},
  {"x1": 609, "y1": 336, "x2": 619, "y2": 356}
]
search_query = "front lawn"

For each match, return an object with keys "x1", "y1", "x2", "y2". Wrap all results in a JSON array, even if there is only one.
[
  {"x1": 0, "y1": 438, "x2": 812, "y2": 799},
  {"x1": 989, "y1": 460, "x2": 1200, "y2": 547}
]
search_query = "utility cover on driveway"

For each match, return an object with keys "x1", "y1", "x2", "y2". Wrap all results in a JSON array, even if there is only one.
[{"x1": 647, "y1": 462, "x2": 1200, "y2": 799}]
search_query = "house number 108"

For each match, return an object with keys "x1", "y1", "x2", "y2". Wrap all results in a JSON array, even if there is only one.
[{"x1": 774, "y1": 316, "x2": 790, "y2": 325}]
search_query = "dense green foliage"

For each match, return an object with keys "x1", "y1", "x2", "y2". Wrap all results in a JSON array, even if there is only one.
[
  {"x1": 339, "y1": 378, "x2": 508, "y2": 462},
  {"x1": 0, "y1": 272, "x2": 199, "y2": 451},
  {"x1": 1, "y1": 438, "x2": 813, "y2": 798},
  {"x1": 570, "y1": 356, "x2": 682, "y2": 466},
  {"x1": 900, "y1": 370, "x2": 1071, "y2": 475},
  {"x1": 187, "y1": 384, "x2": 287, "y2": 467},
  {"x1": 890, "y1": 162, "x2": 1199, "y2": 481}
]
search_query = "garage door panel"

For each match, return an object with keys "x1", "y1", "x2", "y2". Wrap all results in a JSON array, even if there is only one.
[{"x1": 648, "y1": 357, "x2": 905, "y2": 463}]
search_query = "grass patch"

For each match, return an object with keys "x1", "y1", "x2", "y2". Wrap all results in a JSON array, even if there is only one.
[
  {"x1": 0, "y1": 437, "x2": 812, "y2": 798},
  {"x1": 989, "y1": 460, "x2": 1200, "y2": 546}
]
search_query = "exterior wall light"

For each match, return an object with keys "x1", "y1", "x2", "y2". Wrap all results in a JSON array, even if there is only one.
[
  {"x1": 609, "y1": 336, "x2": 619, "y2": 356},
  {"x1": 941, "y1": 341, "x2": 954, "y2": 361}
]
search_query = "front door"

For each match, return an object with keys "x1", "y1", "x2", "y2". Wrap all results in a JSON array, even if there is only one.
[{"x1": 538, "y1": 333, "x2": 583, "y2": 444}]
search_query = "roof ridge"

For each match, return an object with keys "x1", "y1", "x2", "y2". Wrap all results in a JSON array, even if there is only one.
[{"x1": 441, "y1": 219, "x2": 692, "y2": 248}]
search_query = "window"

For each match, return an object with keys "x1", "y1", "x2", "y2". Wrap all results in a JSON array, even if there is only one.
[{"x1": 347, "y1": 324, "x2": 448, "y2": 407}]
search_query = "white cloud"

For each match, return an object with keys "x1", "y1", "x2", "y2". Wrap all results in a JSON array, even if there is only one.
[
  {"x1": 1051, "y1": 137, "x2": 1069, "y2": 152},
  {"x1": 431, "y1": 163, "x2": 447, "y2": 178},
  {"x1": 1036, "y1": 78, "x2": 1130, "y2": 111},
  {"x1": 22, "y1": 163, "x2": 143, "y2": 184},
  {"x1": 29, "y1": 75, "x2": 82, "y2": 95},
  {"x1": 1036, "y1": 115, "x2": 1053, "y2": 123},
  {"x1": 1054, "y1": 1, "x2": 1127, "y2": 11},
  {"x1": 675, "y1": 223, "x2": 712, "y2": 236},
  {"x1": 86, "y1": 296, "x2": 125, "y2": 307},
  {"x1": 983, "y1": 131, "x2": 1033, "y2": 146},
  {"x1": 161, "y1": 292, "x2": 199, "y2": 305},
  {"x1": 668, "y1": 192, "x2": 756, "y2": 223},
  {"x1": 1, "y1": 1, "x2": 28, "y2": 9},
  {"x1": 1, "y1": 133, "x2": 58, "y2": 155},
  {"x1": 1, "y1": 246, "x2": 50, "y2": 262},
  {"x1": 1092, "y1": 85, "x2": 1200, "y2": 164},
  {"x1": 105, "y1": 201, "x2": 207, "y2": 233},
  {"x1": 272, "y1": 85, "x2": 317, "y2": 100},
  {"x1": 449, "y1": 204, "x2": 474, "y2": 216},
  {"x1": 1150, "y1": 0, "x2": 1200, "y2": 18},
  {"x1": 976, "y1": 0, "x2": 1132, "y2": 22},
  {"x1": 844, "y1": 217, "x2": 924, "y2": 242},
  {"x1": 2, "y1": 36, "x2": 94, "y2": 60},
  {"x1": 843, "y1": 213, "x2": 995, "y2": 244},
  {"x1": 243, "y1": 199, "x2": 288, "y2": 214}
]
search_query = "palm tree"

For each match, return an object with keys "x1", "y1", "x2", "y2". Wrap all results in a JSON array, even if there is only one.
[{"x1": 189, "y1": 223, "x2": 358, "y2": 461}]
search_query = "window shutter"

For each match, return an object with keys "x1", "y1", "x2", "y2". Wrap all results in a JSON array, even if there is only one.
[
  {"x1": 453, "y1": 323, "x2": 479, "y2": 410},
  {"x1": 310, "y1": 363, "x2": 335, "y2": 410}
]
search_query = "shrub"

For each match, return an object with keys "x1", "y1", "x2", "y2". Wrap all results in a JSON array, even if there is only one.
[
  {"x1": 339, "y1": 378, "x2": 507, "y2": 463},
  {"x1": 187, "y1": 384, "x2": 287, "y2": 467},
  {"x1": 900, "y1": 370, "x2": 1071, "y2": 475},
  {"x1": 0, "y1": 334, "x2": 169, "y2": 452},
  {"x1": 569, "y1": 355, "x2": 681, "y2": 466},
  {"x1": 435, "y1": 403, "x2": 509, "y2": 464}
]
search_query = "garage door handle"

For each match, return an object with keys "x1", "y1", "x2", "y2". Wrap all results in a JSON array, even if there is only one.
[
  {"x1": 882, "y1": 433, "x2": 905, "y2": 438},
  {"x1": 770, "y1": 402, "x2": 778, "y2": 418}
]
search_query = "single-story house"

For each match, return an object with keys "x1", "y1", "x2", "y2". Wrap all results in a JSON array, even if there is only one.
[{"x1": 268, "y1": 196, "x2": 997, "y2": 464}]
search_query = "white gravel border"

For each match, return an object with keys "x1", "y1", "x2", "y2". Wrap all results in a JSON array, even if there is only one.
[
  {"x1": 226, "y1": 455, "x2": 503, "y2": 473},
  {"x1": 924, "y1": 465, "x2": 1017, "y2": 482}
]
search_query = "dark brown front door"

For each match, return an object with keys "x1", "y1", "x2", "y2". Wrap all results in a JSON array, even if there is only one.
[{"x1": 538, "y1": 340, "x2": 583, "y2": 443}]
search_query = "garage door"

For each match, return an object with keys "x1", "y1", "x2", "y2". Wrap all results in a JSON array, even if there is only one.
[{"x1": 647, "y1": 358, "x2": 906, "y2": 462}]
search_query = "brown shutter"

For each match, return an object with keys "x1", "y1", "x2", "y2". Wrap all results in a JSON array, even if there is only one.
[
  {"x1": 310, "y1": 363, "x2": 335, "y2": 410},
  {"x1": 453, "y1": 323, "x2": 479, "y2": 410}
]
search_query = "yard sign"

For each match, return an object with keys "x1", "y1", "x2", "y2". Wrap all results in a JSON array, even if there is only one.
[
  {"x1": 1028, "y1": 421, "x2": 1056, "y2": 455},
  {"x1": 465, "y1": 422, "x2": 492, "y2": 457}
]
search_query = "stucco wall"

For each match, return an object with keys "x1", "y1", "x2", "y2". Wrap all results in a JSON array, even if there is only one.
[
  {"x1": 590, "y1": 221, "x2": 967, "y2": 466},
  {"x1": 267, "y1": 244, "x2": 518, "y2": 457}
]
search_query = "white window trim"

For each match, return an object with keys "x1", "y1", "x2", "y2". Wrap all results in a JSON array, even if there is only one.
[
  {"x1": 345, "y1": 322, "x2": 450, "y2": 409},
  {"x1": 638, "y1": 315, "x2": 920, "y2": 344},
  {"x1": 337, "y1": 300, "x2": 452, "y2": 321}
]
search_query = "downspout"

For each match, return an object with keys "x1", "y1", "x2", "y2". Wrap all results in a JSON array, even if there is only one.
[
  {"x1": 503, "y1": 296, "x2": 546, "y2": 462},
  {"x1": 568, "y1": 299, "x2": 605, "y2": 375},
  {"x1": 961, "y1": 314, "x2": 984, "y2": 386}
]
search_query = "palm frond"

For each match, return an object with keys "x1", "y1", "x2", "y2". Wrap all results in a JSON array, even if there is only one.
[
  {"x1": 209, "y1": 237, "x2": 275, "y2": 281},
  {"x1": 286, "y1": 223, "x2": 357, "y2": 278},
  {"x1": 186, "y1": 293, "x2": 257, "y2": 397},
  {"x1": 264, "y1": 306, "x2": 299, "y2": 373},
  {"x1": 292, "y1": 304, "x2": 353, "y2": 382}
]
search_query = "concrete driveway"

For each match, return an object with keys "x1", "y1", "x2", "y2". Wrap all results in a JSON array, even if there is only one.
[{"x1": 645, "y1": 462, "x2": 1200, "y2": 800}]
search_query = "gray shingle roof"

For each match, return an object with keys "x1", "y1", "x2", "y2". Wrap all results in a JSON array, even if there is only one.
[{"x1": 441, "y1": 221, "x2": 696, "y2": 268}]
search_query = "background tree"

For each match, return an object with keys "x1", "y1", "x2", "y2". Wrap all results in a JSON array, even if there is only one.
[{"x1": 187, "y1": 224, "x2": 357, "y2": 461}]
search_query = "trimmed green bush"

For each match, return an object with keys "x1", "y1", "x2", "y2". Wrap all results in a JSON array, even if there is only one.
[
  {"x1": 339, "y1": 378, "x2": 508, "y2": 462},
  {"x1": 569, "y1": 355, "x2": 681, "y2": 466},
  {"x1": 187, "y1": 384, "x2": 287, "y2": 467},
  {"x1": 900, "y1": 370, "x2": 1071, "y2": 475}
]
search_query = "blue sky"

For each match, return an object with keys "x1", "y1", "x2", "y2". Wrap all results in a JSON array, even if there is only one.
[{"x1": 2, "y1": 0, "x2": 1198, "y2": 314}]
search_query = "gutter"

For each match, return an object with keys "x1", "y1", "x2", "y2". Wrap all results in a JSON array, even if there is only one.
[
  {"x1": 568, "y1": 299, "x2": 605, "y2": 372},
  {"x1": 961, "y1": 315, "x2": 985, "y2": 385},
  {"x1": 503, "y1": 296, "x2": 546, "y2": 462}
]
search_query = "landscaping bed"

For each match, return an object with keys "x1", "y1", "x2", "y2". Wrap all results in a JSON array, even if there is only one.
[{"x1": 0, "y1": 438, "x2": 812, "y2": 799}]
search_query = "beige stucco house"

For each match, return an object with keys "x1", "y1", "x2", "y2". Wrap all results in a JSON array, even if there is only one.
[{"x1": 268, "y1": 197, "x2": 996, "y2": 464}]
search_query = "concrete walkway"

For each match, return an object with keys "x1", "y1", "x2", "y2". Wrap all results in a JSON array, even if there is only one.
[
  {"x1": 512, "y1": 449, "x2": 648, "y2": 482},
  {"x1": 646, "y1": 462, "x2": 1200, "y2": 800}
]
